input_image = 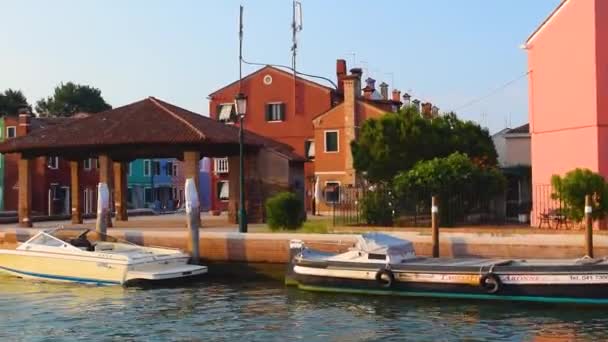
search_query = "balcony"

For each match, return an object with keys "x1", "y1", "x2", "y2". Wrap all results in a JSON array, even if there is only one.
[{"x1": 214, "y1": 157, "x2": 229, "y2": 174}]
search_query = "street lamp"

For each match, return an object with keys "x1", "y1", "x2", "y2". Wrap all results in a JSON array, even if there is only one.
[{"x1": 234, "y1": 92, "x2": 248, "y2": 233}]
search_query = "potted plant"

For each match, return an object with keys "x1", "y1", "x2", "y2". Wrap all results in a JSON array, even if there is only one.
[{"x1": 518, "y1": 201, "x2": 532, "y2": 223}]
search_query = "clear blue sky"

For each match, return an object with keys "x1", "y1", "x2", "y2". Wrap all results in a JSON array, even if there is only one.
[{"x1": 1, "y1": 0, "x2": 560, "y2": 133}]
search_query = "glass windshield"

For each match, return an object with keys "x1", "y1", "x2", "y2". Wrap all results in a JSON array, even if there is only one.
[{"x1": 48, "y1": 228, "x2": 131, "y2": 245}]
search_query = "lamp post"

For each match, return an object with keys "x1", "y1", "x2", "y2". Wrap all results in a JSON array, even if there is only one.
[{"x1": 234, "y1": 92, "x2": 248, "y2": 233}]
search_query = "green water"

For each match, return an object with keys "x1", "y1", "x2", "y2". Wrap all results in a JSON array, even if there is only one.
[{"x1": 1, "y1": 274, "x2": 608, "y2": 341}]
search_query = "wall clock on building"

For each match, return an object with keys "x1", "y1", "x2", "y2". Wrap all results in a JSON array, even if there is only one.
[{"x1": 263, "y1": 74, "x2": 273, "y2": 85}]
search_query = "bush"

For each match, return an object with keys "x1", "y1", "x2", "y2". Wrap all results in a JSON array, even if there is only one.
[
  {"x1": 551, "y1": 169, "x2": 608, "y2": 222},
  {"x1": 360, "y1": 189, "x2": 394, "y2": 226},
  {"x1": 265, "y1": 192, "x2": 304, "y2": 231}
]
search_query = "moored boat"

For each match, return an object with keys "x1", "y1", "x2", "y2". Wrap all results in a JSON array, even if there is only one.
[
  {"x1": 287, "y1": 233, "x2": 608, "y2": 304},
  {"x1": 0, "y1": 227, "x2": 207, "y2": 286}
]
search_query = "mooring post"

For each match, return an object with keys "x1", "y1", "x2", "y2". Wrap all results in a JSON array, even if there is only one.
[
  {"x1": 185, "y1": 178, "x2": 200, "y2": 264},
  {"x1": 431, "y1": 196, "x2": 439, "y2": 258},
  {"x1": 96, "y1": 182, "x2": 110, "y2": 237},
  {"x1": 585, "y1": 194, "x2": 594, "y2": 258}
]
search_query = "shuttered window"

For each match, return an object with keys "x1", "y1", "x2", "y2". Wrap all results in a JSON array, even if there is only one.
[
  {"x1": 305, "y1": 140, "x2": 315, "y2": 160},
  {"x1": 265, "y1": 103, "x2": 285, "y2": 122},
  {"x1": 217, "y1": 104, "x2": 235, "y2": 122},
  {"x1": 217, "y1": 181, "x2": 229, "y2": 201}
]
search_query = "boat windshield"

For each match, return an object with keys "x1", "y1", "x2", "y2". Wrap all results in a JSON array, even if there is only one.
[{"x1": 48, "y1": 228, "x2": 130, "y2": 246}]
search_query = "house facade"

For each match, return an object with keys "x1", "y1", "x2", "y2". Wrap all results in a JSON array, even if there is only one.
[
  {"x1": 492, "y1": 124, "x2": 532, "y2": 222},
  {"x1": 207, "y1": 64, "x2": 338, "y2": 212},
  {"x1": 524, "y1": 0, "x2": 608, "y2": 225}
]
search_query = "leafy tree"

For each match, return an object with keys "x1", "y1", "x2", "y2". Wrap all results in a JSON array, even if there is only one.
[
  {"x1": 359, "y1": 187, "x2": 394, "y2": 226},
  {"x1": 551, "y1": 168, "x2": 608, "y2": 222},
  {"x1": 35, "y1": 82, "x2": 111, "y2": 117},
  {"x1": 351, "y1": 107, "x2": 497, "y2": 184},
  {"x1": 0, "y1": 89, "x2": 30, "y2": 116},
  {"x1": 265, "y1": 192, "x2": 305, "y2": 231}
]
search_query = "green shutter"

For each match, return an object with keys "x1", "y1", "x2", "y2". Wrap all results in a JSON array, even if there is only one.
[
  {"x1": 265, "y1": 104, "x2": 272, "y2": 121},
  {"x1": 280, "y1": 103, "x2": 286, "y2": 121}
]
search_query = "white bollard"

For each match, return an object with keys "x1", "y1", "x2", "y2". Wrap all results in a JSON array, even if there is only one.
[
  {"x1": 96, "y1": 182, "x2": 110, "y2": 236},
  {"x1": 185, "y1": 178, "x2": 200, "y2": 264}
]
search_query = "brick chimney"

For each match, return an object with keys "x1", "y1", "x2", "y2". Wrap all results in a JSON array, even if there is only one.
[
  {"x1": 336, "y1": 59, "x2": 347, "y2": 94},
  {"x1": 379, "y1": 82, "x2": 389, "y2": 100},
  {"x1": 363, "y1": 77, "x2": 375, "y2": 99},
  {"x1": 343, "y1": 72, "x2": 360, "y2": 184},
  {"x1": 392, "y1": 89, "x2": 401, "y2": 102},
  {"x1": 421, "y1": 102, "x2": 433, "y2": 117},
  {"x1": 412, "y1": 99, "x2": 421, "y2": 113},
  {"x1": 17, "y1": 108, "x2": 31, "y2": 136},
  {"x1": 350, "y1": 68, "x2": 363, "y2": 98}
]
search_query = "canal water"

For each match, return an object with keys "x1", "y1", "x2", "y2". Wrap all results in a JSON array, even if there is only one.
[{"x1": 1, "y1": 274, "x2": 608, "y2": 341}]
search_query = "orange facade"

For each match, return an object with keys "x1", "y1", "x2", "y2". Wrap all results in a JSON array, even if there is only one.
[{"x1": 207, "y1": 65, "x2": 336, "y2": 211}]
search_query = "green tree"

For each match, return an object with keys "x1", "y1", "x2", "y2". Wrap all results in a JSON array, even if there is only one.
[
  {"x1": 265, "y1": 192, "x2": 305, "y2": 231},
  {"x1": 0, "y1": 89, "x2": 30, "y2": 116},
  {"x1": 35, "y1": 82, "x2": 111, "y2": 117},
  {"x1": 351, "y1": 107, "x2": 497, "y2": 183},
  {"x1": 551, "y1": 168, "x2": 608, "y2": 222}
]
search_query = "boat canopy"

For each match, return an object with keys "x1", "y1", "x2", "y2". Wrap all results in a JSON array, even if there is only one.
[{"x1": 355, "y1": 233, "x2": 415, "y2": 256}]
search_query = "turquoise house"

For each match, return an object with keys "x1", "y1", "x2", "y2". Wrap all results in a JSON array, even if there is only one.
[{"x1": 128, "y1": 158, "x2": 177, "y2": 210}]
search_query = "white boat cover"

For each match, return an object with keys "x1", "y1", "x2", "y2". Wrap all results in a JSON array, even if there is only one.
[{"x1": 355, "y1": 233, "x2": 415, "y2": 256}]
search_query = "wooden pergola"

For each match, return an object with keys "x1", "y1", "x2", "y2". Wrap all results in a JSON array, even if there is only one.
[{"x1": 0, "y1": 97, "x2": 298, "y2": 227}]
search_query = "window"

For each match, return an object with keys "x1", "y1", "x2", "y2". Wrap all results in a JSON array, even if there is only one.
[
  {"x1": 166, "y1": 161, "x2": 173, "y2": 176},
  {"x1": 305, "y1": 140, "x2": 315, "y2": 160},
  {"x1": 47, "y1": 156, "x2": 59, "y2": 169},
  {"x1": 324, "y1": 131, "x2": 339, "y2": 153},
  {"x1": 152, "y1": 161, "x2": 161, "y2": 176},
  {"x1": 172, "y1": 163, "x2": 178, "y2": 177},
  {"x1": 265, "y1": 103, "x2": 285, "y2": 122},
  {"x1": 143, "y1": 160, "x2": 151, "y2": 176},
  {"x1": 144, "y1": 187, "x2": 153, "y2": 203},
  {"x1": 128, "y1": 162, "x2": 132, "y2": 176},
  {"x1": 324, "y1": 181, "x2": 340, "y2": 203},
  {"x1": 6, "y1": 126, "x2": 16, "y2": 138},
  {"x1": 217, "y1": 181, "x2": 229, "y2": 201},
  {"x1": 83, "y1": 158, "x2": 92, "y2": 171},
  {"x1": 217, "y1": 103, "x2": 235, "y2": 122},
  {"x1": 214, "y1": 157, "x2": 229, "y2": 174}
]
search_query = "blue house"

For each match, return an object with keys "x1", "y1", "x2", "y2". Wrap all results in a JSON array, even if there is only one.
[{"x1": 128, "y1": 158, "x2": 177, "y2": 211}]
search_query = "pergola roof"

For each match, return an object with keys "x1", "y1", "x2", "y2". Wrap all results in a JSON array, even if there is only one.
[{"x1": 0, "y1": 97, "x2": 304, "y2": 161}]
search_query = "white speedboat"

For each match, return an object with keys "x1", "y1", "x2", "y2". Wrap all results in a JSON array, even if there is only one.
[{"x1": 0, "y1": 228, "x2": 207, "y2": 285}]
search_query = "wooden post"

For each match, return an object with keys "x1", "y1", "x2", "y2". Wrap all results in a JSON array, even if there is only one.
[
  {"x1": 113, "y1": 161, "x2": 128, "y2": 221},
  {"x1": 431, "y1": 196, "x2": 439, "y2": 258},
  {"x1": 17, "y1": 155, "x2": 32, "y2": 227},
  {"x1": 98, "y1": 155, "x2": 113, "y2": 227},
  {"x1": 70, "y1": 160, "x2": 83, "y2": 224},
  {"x1": 585, "y1": 194, "x2": 594, "y2": 258}
]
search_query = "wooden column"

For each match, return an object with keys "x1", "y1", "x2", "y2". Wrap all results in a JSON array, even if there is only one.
[
  {"x1": 98, "y1": 155, "x2": 113, "y2": 227},
  {"x1": 228, "y1": 156, "x2": 240, "y2": 224},
  {"x1": 70, "y1": 160, "x2": 83, "y2": 224},
  {"x1": 18, "y1": 155, "x2": 32, "y2": 228},
  {"x1": 113, "y1": 161, "x2": 128, "y2": 221},
  {"x1": 585, "y1": 195, "x2": 594, "y2": 258},
  {"x1": 431, "y1": 196, "x2": 439, "y2": 258}
]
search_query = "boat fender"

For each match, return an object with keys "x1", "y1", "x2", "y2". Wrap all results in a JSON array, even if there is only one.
[
  {"x1": 375, "y1": 268, "x2": 395, "y2": 288},
  {"x1": 479, "y1": 273, "x2": 501, "y2": 294}
]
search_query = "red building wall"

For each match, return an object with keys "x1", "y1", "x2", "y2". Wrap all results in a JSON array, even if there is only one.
[{"x1": 207, "y1": 66, "x2": 336, "y2": 211}]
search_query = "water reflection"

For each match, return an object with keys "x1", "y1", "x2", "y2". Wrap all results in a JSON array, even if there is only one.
[{"x1": 1, "y1": 274, "x2": 608, "y2": 341}]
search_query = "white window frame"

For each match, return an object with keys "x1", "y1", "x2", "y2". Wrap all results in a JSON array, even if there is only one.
[
  {"x1": 83, "y1": 158, "x2": 92, "y2": 171},
  {"x1": 217, "y1": 180, "x2": 229, "y2": 201},
  {"x1": 6, "y1": 126, "x2": 16, "y2": 139},
  {"x1": 214, "y1": 157, "x2": 229, "y2": 174},
  {"x1": 305, "y1": 139, "x2": 315, "y2": 160},
  {"x1": 218, "y1": 103, "x2": 234, "y2": 122},
  {"x1": 143, "y1": 159, "x2": 151, "y2": 176},
  {"x1": 47, "y1": 156, "x2": 59, "y2": 169},
  {"x1": 266, "y1": 102, "x2": 285, "y2": 122},
  {"x1": 324, "y1": 130, "x2": 339, "y2": 153}
]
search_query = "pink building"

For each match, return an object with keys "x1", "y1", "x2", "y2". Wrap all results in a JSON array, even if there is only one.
[{"x1": 524, "y1": 0, "x2": 608, "y2": 225}]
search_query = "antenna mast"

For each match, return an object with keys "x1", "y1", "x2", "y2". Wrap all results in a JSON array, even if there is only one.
[
  {"x1": 292, "y1": 1, "x2": 302, "y2": 115},
  {"x1": 239, "y1": 5, "x2": 244, "y2": 91}
]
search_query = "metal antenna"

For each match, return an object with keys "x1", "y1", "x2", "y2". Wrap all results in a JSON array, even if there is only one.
[{"x1": 239, "y1": 5, "x2": 244, "y2": 91}]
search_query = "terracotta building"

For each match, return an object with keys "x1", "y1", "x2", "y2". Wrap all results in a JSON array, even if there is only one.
[
  {"x1": 207, "y1": 64, "x2": 339, "y2": 212},
  {"x1": 523, "y1": 0, "x2": 608, "y2": 225}
]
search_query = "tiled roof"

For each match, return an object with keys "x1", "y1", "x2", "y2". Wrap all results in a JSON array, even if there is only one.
[
  {"x1": 507, "y1": 123, "x2": 529, "y2": 134},
  {"x1": 0, "y1": 97, "x2": 304, "y2": 161}
]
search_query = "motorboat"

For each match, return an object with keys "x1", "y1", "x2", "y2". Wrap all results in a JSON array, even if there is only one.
[
  {"x1": 287, "y1": 233, "x2": 608, "y2": 304},
  {"x1": 0, "y1": 228, "x2": 207, "y2": 286}
]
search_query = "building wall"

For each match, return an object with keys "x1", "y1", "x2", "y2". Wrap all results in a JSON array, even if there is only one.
[
  {"x1": 504, "y1": 135, "x2": 531, "y2": 167},
  {"x1": 527, "y1": 0, "x2": 600, "y2": 224},
  {"x1": 208, "y1": 66, "x2": 335, "y2": 211},
  {"x1": 0, "y1": 117, "x2": 4, "y2": 210}
]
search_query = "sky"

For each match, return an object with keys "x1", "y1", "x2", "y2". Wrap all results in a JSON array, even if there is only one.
[{"x1": 0, "y1": 0, "x2": 561, "y2": 133}]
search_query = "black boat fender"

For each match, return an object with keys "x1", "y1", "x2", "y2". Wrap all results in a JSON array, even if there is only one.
[
  {"x1": 375, "y1": 268, "x2": 395, "y2": 288},
  {"x1": 479, "y1": 273, "x2": 502, "y2": 294}
]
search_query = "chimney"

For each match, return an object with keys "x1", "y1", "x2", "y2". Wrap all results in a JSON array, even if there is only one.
[
  {"x1": 379, "y1": 82, "x2": 389, "y2": 100},
  {"x1": 18, "y1": 108, "x2": 31, "y2": 136},
  {"x1": 363, "y1": 77, "x2": 375, "y2": 99},
  {"x1": 392, "y1": 89, "x2": 401, "y2": 102},
  {"x1": 336, "y1": 59, "x2": 347, "y2": 94},
  {"x1": 421, "y1": 102, "x2": 433, "y2": 117},
  {"x1": 432, "y1": 106, "x2": 439, "y2": 117},
  {"x1": 412, "y1": 99, "x2": 421, "y2": 113},
  {"x1": 343, "y1": 74, "x2": 359, "y2": 182},
  {"x1": 402, "y1": 93, "x2": 411, "y2": 108}
]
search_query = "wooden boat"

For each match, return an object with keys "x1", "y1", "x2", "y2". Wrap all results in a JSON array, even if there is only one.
[
  {"x1": 0, "y1": 228, "x2": 207, "y2": 286},
  {"x1": 286, "y1": 233, "x2": 608, "y2": 304}
]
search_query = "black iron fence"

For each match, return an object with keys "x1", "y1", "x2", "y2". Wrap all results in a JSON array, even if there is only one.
[{"x1": 331, "y1": 186, "x2": 511, "y2": 227}]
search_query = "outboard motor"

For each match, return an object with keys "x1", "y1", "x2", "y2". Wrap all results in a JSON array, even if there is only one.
[{"x1": 285, "y1": 240, "x2": 304, "y2": 286}]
